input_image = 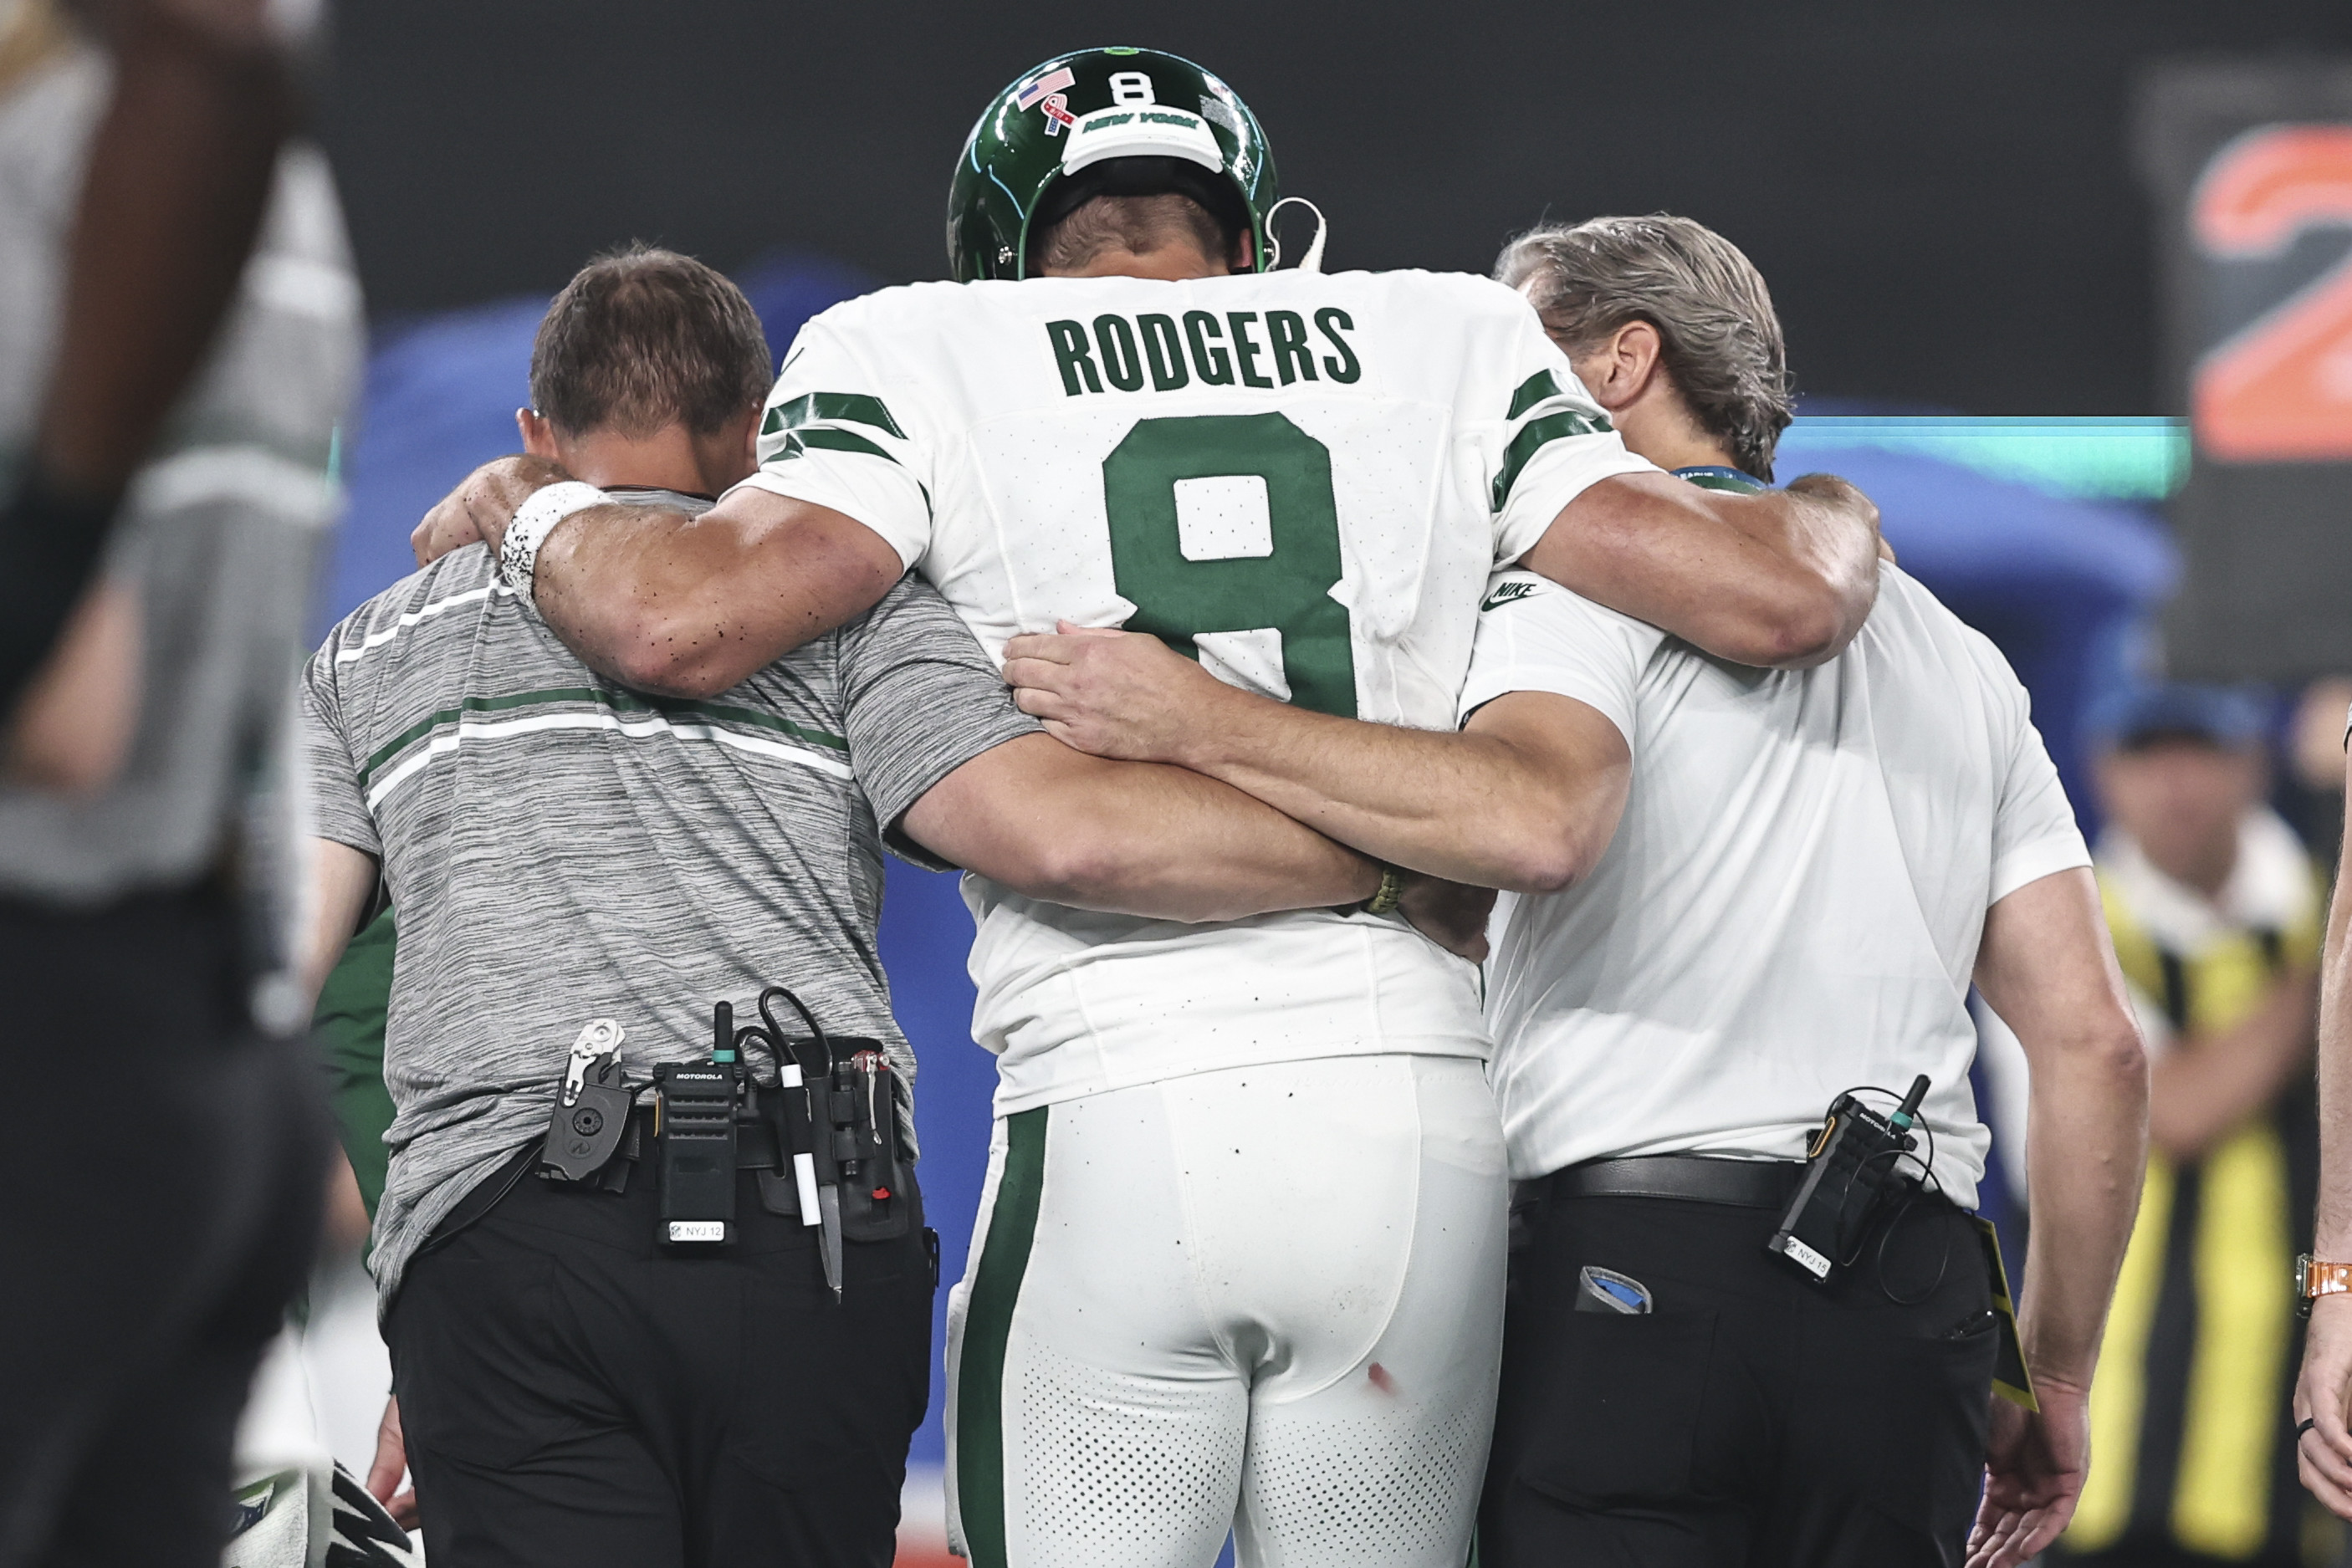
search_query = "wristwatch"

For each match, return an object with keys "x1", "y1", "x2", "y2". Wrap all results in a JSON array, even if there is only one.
[
  {"x1": 1360, "y1": 865, "x2": 1406, "y2": 917},
  {"x1": 2298, "y1": 1254, "x2": 2352, "y2": 1317}
]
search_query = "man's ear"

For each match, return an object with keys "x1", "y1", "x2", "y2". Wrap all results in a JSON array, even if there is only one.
[
  {"x1": 516, "y1": 407, "x2": 561, "y2": 461},
  {"x1": 1566, "y1": 320, "x2": 1666, "y2": 414},
  {"x1": 1234, "y1": 227, "x2": 1255, "y2": 273}
]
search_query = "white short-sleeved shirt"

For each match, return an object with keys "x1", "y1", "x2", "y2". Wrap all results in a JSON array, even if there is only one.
[
  {"x1": 734, "y1": 269, "x2": 1656, "y2": 1112},
  {"x1": 1460, "y1": 564, "x2": 2089, "y2": 1205}
]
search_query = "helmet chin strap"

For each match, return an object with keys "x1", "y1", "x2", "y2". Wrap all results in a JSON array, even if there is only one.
[{"x1": 1263, "y1": 197, "x2": 1329, "y2": 273}]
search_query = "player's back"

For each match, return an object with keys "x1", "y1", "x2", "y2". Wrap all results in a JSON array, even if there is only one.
[{"x1": 745, "y1": 268, "x2": 1652, "y2": 1111}]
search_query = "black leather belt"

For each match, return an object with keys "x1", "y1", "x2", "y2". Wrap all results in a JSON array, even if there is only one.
[{"x1": 1542, "y1": 1154, "x2": 1807, "y2": 1209}]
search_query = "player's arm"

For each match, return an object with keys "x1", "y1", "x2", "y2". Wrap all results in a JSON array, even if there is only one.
[
  {"x1": 1522, "y1": 470, "x2": 1883, "y2": 670},
  {"x1": 4, "y1": 0, "x2": 291, "y2": 738},
  {"x1": 1001, "y1": 627, "x2": 1630, "y2": 894},
  {"x1": 409, "y1": 456, "x2": 903, "y2": 698},
  {"x1": 1966, "y1": 868, "x2": 2149, "y2": 1567},
  {"x1": 899, "y1": 733, "x2": 1382, "y2": 924}
]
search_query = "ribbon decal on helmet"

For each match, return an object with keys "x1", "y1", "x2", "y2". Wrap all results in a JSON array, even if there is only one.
[{"x1": 1041, "y1": 94, "x2": 1076, "y2": 136}]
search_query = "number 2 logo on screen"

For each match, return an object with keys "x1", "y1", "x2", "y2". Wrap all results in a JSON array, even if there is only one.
[{"x1": 2192, "y1": 123, "x2": 2352, "y2": 462}]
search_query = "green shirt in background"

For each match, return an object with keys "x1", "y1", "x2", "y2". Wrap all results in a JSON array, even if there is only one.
[{"x1": 313, "y1": 905, "x2": 396, "y2": 1220}]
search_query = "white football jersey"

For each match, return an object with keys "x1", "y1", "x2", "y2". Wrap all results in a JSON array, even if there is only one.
[{"x1": 736, "y1": 268, "x2": 1656, "y2": 1112}]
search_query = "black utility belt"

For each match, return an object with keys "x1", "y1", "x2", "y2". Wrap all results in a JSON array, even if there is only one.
[
  {"x1": 1540, "y1": 1154, "x2": 1810, "y2": 1210},
  {"x1": 536, "y1": 986, "x2": 907, "y2": 1300},
  {"x1": 1539, "y1": 1076, "x2": 1946, "y2": 1291}
]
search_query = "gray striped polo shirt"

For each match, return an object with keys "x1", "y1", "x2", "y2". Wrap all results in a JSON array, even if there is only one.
[{"x1": 302, "y1": 492, "x2": 1038, "y2": 1304}]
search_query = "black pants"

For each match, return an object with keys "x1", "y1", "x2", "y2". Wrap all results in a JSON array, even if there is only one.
[
  {"x1": 387, "y1": 1152, "x2": 935, "y2": 1568},
  {"x1": 0, "y1": 890, "x2": 329, "y2": 1568},
  {"x1": 1480, "y1": 1185, "x2": 1998, "y2": 1568}
]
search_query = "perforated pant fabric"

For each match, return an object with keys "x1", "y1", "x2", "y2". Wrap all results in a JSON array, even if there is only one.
[{"x1": 944, "y1": 1054, "x2": 1508, "y2": 1568}]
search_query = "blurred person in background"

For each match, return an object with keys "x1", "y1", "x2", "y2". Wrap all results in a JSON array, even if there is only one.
[
  {"x1": 0, "y1": 0, "x2": 358, "y2": 1562},
  {"x1": 2286, "y1": 678, "x2": 2352, "y2": 869},
  {"x1": 2055, "y1": 685, "x2": 2325, "y2": 1568}
]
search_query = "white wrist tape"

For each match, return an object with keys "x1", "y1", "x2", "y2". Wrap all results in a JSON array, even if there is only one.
[{"x1": 498, "y1": 481, "x2": 607, "y2": 595}]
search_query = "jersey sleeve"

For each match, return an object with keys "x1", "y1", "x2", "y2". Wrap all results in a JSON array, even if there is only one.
[
  {"x1": 836, "y1": 575, "x2": 1042, "y2": 871},
  {"x1": 1471, "y1": 299, "x2": 1659, "y2": 566},
  {"x1": 726, "y1": 314, "x2": 937, "y2": 571},
  {"x1": 1988, "y1": 679, "x2": 2091, "y2": 905},
  {"x1": 300, "y1": 639, "x2": 380, "y2": 859},
  {"x1": 1454, "y1": 569, "x2": 1665, "y2": 743}
]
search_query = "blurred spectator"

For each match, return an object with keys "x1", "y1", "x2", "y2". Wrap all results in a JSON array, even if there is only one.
[
  {"x1": 0, "y1": 0, "x2": 357, "y2": 1563},
  {"x1": 2054, "y1": 684, "x2": 2328, "y2": 1568},
  {"x1": 2287, "y1": 678, "x2": 2352, "y2": 870}
]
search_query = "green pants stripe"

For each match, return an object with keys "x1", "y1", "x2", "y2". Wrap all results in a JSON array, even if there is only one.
[{"x1": 956, "y1": 1107, "x2": 1049, "y2": 1568}]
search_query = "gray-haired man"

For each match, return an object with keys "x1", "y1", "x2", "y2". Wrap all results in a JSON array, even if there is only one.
[{"x1": 1005, "y1": 215, "x2": 2148, "y2": 1568}]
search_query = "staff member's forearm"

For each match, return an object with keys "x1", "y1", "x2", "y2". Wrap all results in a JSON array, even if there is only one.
[
  {"x1": 1976, "y1": 868, "x2": 2150, "y2": 1390},
  {"x1": 300, "y1": 837, "x2": 379, "y2": 1009},
  {"x1": 901, "y1": 734, "x2": 1379, "y2": 922},
  {"x1": 1524, "y1": 472, "x2": 1882, "y2": 670},
  {"x1": 434, "y1": 461, "x2": 903, "y2": 698},
  {"x1": 1159, "y1": 685, "x2": 1627, "y2": 893},
  {"x1": 2316, "y1": 767, "x2": 2352, "y2": 1258}
]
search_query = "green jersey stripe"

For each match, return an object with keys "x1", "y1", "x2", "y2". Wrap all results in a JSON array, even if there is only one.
[
  {"x1": 775, "y1": 427, "x2": 900, "y2": 466},
  {"x1": 1508, "y1": 369, "x2": 1563, "y2": 421},
  {"x1": 763, "y1": 391, "x2": 908, "y2": 440},
  {"x1": 359, "y1": 687, "x2": 848, "y2": 786},
  {"x1": 955, "y1": 1107, "x2": 1048, "y2": 1568},
  {"x1": 1491, "y1": 409, "x2": 1614, "y2": 511}
]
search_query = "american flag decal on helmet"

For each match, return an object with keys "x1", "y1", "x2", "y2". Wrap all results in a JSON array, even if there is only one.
[{"x1": 1015, "y1": 68, "x2": 1076, "y2": 110}]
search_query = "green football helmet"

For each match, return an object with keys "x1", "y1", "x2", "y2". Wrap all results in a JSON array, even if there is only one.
[{"x1": 948, "y1": 46, "x2": 1280, "y2": 282}]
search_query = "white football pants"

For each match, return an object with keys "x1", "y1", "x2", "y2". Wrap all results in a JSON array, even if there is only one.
[{"x1": 943, "y1": 1053, "x2": 1508, "y2": 1568}]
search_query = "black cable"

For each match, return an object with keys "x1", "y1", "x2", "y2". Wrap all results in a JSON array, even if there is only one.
[{"x1": 759, "y1": 984, "x2": 831, "y2": 1079}]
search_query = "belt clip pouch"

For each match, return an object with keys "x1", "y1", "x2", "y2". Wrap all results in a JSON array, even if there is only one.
[
  {"x1": 833, "y1": 1043, "x2": 909, "y2": 1242},
  {"x1": 541, "y1": 1052, "x2": 632, "y2": 1183},
  {"x1": 1767, "y1": 1091, "x2": 1916, "y2": 1284},
  {"x1": 740, "y1": 1084, "x2": 801, "y2": 1218},
  {"x1": 654, "y1": 1060, "x2": 739, "y2": 1245}
]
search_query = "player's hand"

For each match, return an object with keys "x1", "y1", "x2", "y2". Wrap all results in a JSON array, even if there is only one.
[
  {"x1": 1396, "y1": 873, "x2": 1495, "y2": 963},
  {"x1": 410, "y1": 454, "x2": 571, "y2": 568},
  {"x1": 1003, "y1": 621, "x2": 1225, "y2": 764},
  {"x1": 1966, "y1": 1379, "x2": 2089, "y2": 1568},
  {"x1": 366, "y1": 1394, "x2": 420, "y2": 1531},
  {"x1": 2297, "y1": 1295, "x2": 2352, "y2": 1516}
]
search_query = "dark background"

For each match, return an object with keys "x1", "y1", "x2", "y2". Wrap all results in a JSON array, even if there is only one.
[{"x1": 320, "y1": 0, "x2": 2352, "y2": 416}]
